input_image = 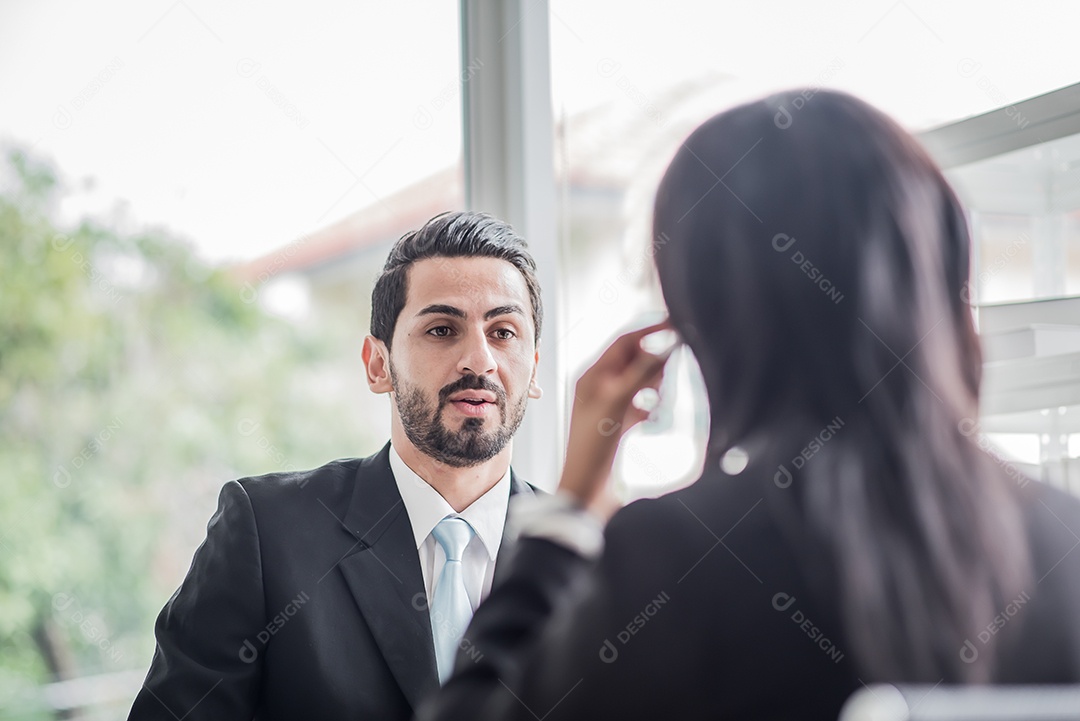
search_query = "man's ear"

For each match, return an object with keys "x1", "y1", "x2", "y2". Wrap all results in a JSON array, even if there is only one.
[
  {"x1": 528, "y1": 347, "x2": 543, "y2": 399},
  {"x1": 362, "y1": 335, "x2": 394, "y2": 394}
]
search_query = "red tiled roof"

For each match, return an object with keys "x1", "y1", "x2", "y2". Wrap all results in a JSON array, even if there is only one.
[
  {"x1": 229, "y1": 77, "x2": 734, "y2": 284},
  {"x1": 231, "y1": 165, "x2": 464, "y2": 282}
]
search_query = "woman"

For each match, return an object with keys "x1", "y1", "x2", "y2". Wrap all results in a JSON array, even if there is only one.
[{"x1": 418, "y1": 90, "x2": 1080, "y2": 721}]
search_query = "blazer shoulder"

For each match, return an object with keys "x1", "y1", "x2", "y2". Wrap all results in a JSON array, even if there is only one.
[
  {"x1": 1025, "y1": 482, "x2": 1080, "y2": 580},
  {"x1": 601, "y1": 468, "x2": 775, "y2": 581},
  {"x1": 599, "y1": 494, "x2": 690, "y2": 584},
  {"x1": 1026, "y1": 480, "x2": 1080, "y2": 527},
  {"x1": 236, "y1": 457, "x2": 360, "y2": 496},
  {"x1": 603, "y1": 475, "x2": 725, "y2": 541},
  {"x1": 233, "y1": 443, "x2": 392, "y2": 509}
]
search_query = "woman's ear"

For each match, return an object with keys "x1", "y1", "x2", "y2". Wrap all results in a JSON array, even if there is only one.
[{"x1": 362, "y1": 335, "x2": 394, "y2": 394}]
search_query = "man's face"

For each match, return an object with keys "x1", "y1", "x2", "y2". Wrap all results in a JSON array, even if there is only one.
[{"x1": 383, "y1": 256, "x2": 539, "y2": 468}]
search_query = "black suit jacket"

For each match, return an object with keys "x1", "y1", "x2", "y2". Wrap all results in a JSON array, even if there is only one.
[
  {"x1": 128, "y1": 442, "x2": 536, "y2": 720},
  {"x1": 418, "y1": 464, "x2": 1080, "y2": 721}
]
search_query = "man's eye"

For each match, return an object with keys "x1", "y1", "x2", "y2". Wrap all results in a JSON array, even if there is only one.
[
  {"x1": 428, "y1": 326, "x2": 453, "y2": 337},
  {"x1": 492, "y1": 328, "x2": 516, "y2": 340}
]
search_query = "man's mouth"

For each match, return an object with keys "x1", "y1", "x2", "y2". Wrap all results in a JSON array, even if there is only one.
[
  {"x1": 447, "y1": 390, "x2": 498, "y2": 404},
  {"x1": 447, "y1": 393, "x2": 498, "y2": 417}
]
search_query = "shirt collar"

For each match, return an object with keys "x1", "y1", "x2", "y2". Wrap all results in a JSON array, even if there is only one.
[{"x1": 389, "y1": 443, "x2": 511, "y2": 562}]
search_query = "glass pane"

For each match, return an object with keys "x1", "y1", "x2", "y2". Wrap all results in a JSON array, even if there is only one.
[
  {"x1": 0, "y1": 2, "x2": 464, "y2": 714},
  {"x1": 550, "y1": 0, "x2": 1080, "y2": 499},
  {"x1": 970, "y1": 213, "x2": 1035, "y2": 305},
  {"x1": 944, "y1": 128, "x2": 1080, "y2": 497},
  {"x1": 947, "y1": 134, "x2": 1080, "y2": 305}
]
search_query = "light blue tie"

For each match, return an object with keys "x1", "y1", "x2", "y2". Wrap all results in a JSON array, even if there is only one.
[{"x1": 430, "y1": 516, "x2": 475, "y2": 683}]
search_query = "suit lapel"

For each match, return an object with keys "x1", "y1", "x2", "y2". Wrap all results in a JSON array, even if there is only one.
[
  {"x1": 335, "y1": 447, "x2": 539, "y2": 708},
  {"x1": 495, "y1": 470, "x2": 538, "y2": 568},
  {"x1": 337, "y1": 443, "x2": 439, "y2": 710}
]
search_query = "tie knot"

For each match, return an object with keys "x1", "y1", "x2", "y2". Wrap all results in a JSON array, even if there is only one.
[{"x1": 432, "y1": 517, "x2": 474, "y2": 563}]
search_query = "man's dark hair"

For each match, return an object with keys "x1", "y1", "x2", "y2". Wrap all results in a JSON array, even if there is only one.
[{"x1": 370, "y1": 211, "x2": 543, "y2": 348}]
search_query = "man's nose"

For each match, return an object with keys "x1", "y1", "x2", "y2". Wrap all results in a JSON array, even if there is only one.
[{"x1": 458, "y1": 329, "x2": 497, "y2": 376}]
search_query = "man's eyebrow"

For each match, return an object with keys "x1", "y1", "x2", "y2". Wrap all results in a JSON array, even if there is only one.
[
  {"x1": 485, "y1": 304, "x2": 524, "y2": 320},
  {"x1": 416, "y1": 304, "x2": 466, "y2": 319},
  {"x1": 415, "y1": 304, "x2": 524, "y2": 321}
]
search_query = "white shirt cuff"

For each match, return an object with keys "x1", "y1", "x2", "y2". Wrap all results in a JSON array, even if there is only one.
[{"x1": 507, "y1": 491, "x2": 605, "y2": 560}]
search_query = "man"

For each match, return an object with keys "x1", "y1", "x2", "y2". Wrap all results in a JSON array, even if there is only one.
[{"x1": 128, "y1": 211, "x2": 545, "y2": 720}]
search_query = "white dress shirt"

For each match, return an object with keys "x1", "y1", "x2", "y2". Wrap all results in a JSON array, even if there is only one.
[{"x1": 389, "y1": 444, "x2": 511, "y2": 611}]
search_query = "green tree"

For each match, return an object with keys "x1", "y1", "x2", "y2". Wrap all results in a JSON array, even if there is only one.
[{"x1": 0, "y1": 148, "x2": 375, "y2": 719}]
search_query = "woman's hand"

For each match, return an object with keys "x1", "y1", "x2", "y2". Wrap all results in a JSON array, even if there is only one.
[{"x1": 558, "y1": 320, "x2": 675, "y2": 521}]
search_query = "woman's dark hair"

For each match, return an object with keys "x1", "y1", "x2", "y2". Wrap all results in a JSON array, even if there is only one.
[
  {"x1": 653, "y1": 90, "x2": 1031, "y2": 683},
  {"x1": 370, "y1": 211, "x2": 543, "y2": 348}
]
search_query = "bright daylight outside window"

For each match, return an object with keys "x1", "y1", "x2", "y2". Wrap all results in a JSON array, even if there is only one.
[
  {"x1": 548, "y1": 0, "x2": 1080, "y2": 499},
  {"x1": 945, "y1": 131, "x2": 1080, "y2": 495},
  {"x1": 3, "y1": 1, "x2": 1080, "y2": 716},
  {"x1": 0, "y1": 2, "x2": 463, "y2": 715}
]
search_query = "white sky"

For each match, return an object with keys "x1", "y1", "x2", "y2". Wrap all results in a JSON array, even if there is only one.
[{"x1": 2, "y1": 0, "x2": 1079, "y2": 264}]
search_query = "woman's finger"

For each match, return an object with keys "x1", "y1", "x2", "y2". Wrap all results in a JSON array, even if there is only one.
[
  {"x1": 625, "y1": 344, "x2": 674, "y2": 389},
  {"x1": 592, "y1": 319, "x2": 673, "y2": 371}
]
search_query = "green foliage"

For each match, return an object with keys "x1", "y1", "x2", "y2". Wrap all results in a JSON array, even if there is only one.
[{"x1": 0, "y1": 148, "x2": 376, "y2": 716}]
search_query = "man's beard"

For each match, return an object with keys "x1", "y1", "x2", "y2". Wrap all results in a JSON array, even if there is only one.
[{"x1": 391, "y1": 367, "x2": 528, "y2": 468}]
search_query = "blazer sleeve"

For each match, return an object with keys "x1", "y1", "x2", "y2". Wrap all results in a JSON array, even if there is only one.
[{"x1": 127, "y1": 480, "x2": 267, "y2": 721}]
